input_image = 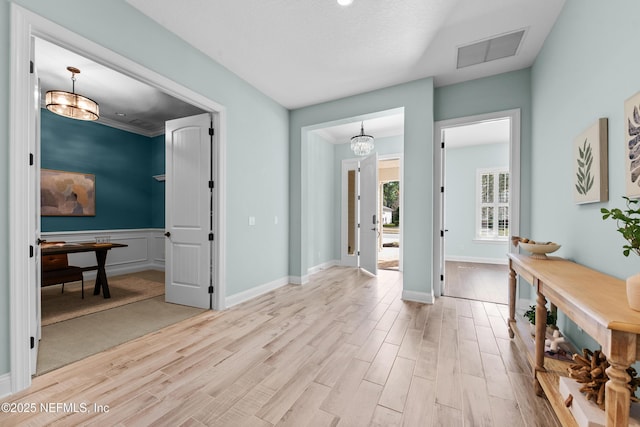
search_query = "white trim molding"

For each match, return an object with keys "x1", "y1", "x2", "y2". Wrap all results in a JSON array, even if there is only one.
[
  {"x1": 307, "y1": 260, "x2": 340, "y2": 276},
  {"x1": 289, "y1": 275, "x2": 309, "y2": 285},
  {"x1": 445, "y1": 256, "x2": 508, "y2": 265},
  {"x1": 402, "y1": 290, "x2": 434, "y2": 304},
  {"x1": 9, "y1": 4, "x2": 228, "y2": 395},
  {"x1": 225, "y1": 276, "x2": 291, "y2": 308},
  {"x1": 433, "y1": 108, "x2": 521, "y2": 298},
  {"x1": 0, "y1": 373, "x2": 11, "y2": 399},
  {"x1": 41, "y1": 229, "x2": 166, "y2": 278}
]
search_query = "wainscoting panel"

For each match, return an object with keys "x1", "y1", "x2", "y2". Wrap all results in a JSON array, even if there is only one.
[{"x1": 41, "y1": 229, "x2": 165, "y2": 279}]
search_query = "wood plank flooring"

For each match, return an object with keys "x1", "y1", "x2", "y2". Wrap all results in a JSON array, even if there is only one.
[
  {"x1": 444, "y1": 261, "x2": 509, "y2": 304},
  {"x1": 0, "y1": 267, "x2": 560, "y2": 426}
]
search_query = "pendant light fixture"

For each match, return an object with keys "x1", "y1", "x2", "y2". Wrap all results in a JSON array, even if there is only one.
[
  {"x1": 46, "y1": 66, "x2": 99, "y2": 121},
  {"x1": 350, "y1": 121, "x2": 375, "y2": 156}
]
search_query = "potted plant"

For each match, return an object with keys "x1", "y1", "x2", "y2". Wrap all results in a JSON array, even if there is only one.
[
  {"x1": 523, "y1": 305, "x2": 556, "y2": 336},
  {"x1": 601, "y1": 196, "x2": 640, "y2": 310}
]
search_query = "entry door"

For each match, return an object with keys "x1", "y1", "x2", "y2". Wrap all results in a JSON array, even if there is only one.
[
  {"x1": 359, "y1": 153, "x2": 379, "y2": 275},
  {"x1": 165, "y1": 113, "x2": 213, "y2": 309},
  {"x1": 29, "y1": 42, "x2": 42, "y2": 374}
]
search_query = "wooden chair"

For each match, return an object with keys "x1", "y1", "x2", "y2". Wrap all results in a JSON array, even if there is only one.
[{"x1": 41, "y1": 242, "x2": 85, "y2": 298}]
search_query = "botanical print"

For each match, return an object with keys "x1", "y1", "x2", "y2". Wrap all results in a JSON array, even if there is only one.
[
  {"x1": 573, "y1": 118, "x2": 608, "y2": 204},
  {"x1": 41, "y1": 169, "x2": 96, "y2": 216},
  {"x1": 575, "y1": 139, "x2": 594, "y2": 196},
  {"x1": 626, "y1": 92, "x2": 640, "y2": 198}
]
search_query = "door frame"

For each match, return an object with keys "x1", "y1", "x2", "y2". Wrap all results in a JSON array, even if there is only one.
[
  {"x1": 8, "y1": 4, "x2": 227, "y2": 394},
  {"x1": 340, "y1": 153, "x2": 404, "y2": 271},
  {"x1": 432, "y1": 109, "x2": 521, "y2": 297}
]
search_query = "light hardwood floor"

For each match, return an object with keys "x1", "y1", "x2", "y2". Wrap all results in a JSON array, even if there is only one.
[
  {"x1": 444, "y1": 261, "x2": 509, "y2": 305},
  {"x1": 1, "y1": 267, "x2": 560, "y2": 426}
]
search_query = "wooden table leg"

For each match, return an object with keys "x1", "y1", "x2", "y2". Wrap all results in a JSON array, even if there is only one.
[
  {"x1": 508, "y1": 262, "x2": 516, "y2": 338},
  {"x1": 534, "y1": 282, "x2": 547, "y2": 396},
  {"x1": 603, "y1": 331, "x2": 635, "y2": 427},
  {"x1": 92, "y1": 249, "x2": 111, "y2": 298}
]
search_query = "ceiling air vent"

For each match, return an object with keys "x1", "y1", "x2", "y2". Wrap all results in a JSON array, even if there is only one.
[{"x1": 457, "y1": 29, "x2": 525, "y2": 69}]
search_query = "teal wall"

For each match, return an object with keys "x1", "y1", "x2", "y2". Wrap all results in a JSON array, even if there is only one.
[
  {"x1": 530, "y1": 0, "x2": 640, "y2": 350},
  {"x1": 150, "y1": 134, "x2": 165, "y2": 228},
  {"x1": 1, "y1": 1, "x2": 290, "y2": 377},
  {"x1": 445, "y1": 142, "x2": 509, "y2": 261},
  {"x1": 291, "y1": 79, "x2": 433, "y2": 297},
  {"x1": 40, "y1": 109, "x2": 158, "y2": 231}
]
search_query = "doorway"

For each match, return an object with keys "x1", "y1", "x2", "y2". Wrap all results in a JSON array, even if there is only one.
[
  {"x1": 378, "y1": 157, "x2": 401, "y2": 271},
  {"x1": 9, "y1": 5, "x2": 227, "y2": 392},
  {"x1": 307, "y1": 109, "x2": 404, "y2": 279},
  {"x1": 433, "y1": 110, "x2": 521, "y2": 302}
]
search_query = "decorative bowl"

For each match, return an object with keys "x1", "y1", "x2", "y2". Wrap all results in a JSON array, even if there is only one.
[{"x1": 519, "y1": 242, "x2": 561, "y2": 259}]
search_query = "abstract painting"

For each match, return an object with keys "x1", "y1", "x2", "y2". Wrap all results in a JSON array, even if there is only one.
[
  {"x1": 573, "y1": 118, "x2": 608, "y2": 204},
  {"x1": 625, "y1": 92, "x2": 640, "y2": 198},
  {"x1": 41, "y1": 169, "x2": 96, "y2": 216}
]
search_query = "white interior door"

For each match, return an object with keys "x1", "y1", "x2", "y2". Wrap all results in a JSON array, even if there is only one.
[
  {"x1": 30, "y1": 41, "x2": 42, "y2": 375},
  {"x1": 165, "y1": 113, "x2": 213, "y2": 309},
  {"x1": 359, "y1": 153, "x2": 379, "y2": 275}
]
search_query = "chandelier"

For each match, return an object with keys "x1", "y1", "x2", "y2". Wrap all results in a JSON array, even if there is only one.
[
  {"x1": 350, "y1": 122, "x2": 374, "y2": 156},
  {"x1": 46, "y1": 66, "x2": 99, "y2": 121}
]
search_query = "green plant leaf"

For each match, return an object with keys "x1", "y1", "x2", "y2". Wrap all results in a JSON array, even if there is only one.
[{"x1": 603, "y1": 197, "x2": 640, "y2": 257}]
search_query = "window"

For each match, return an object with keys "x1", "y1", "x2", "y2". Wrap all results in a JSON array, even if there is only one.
[{"x1": 477, "y1": 169, "x2": 509, "y2": 239}]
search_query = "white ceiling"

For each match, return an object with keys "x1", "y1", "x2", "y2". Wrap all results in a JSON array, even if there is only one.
[
  {"x1": 35, "y1": 38, "x2": 205, "y2": 137},
  {"x1": 313, "y1": 113, "x2": 405, "y2": 143},
  {"x1": 444, "y1": 118, "x2": 510, "y2": 149},
  {"x1": 36, "y1": 0, "x2": 565, "y2": 139},
  {"x1": 311, "y1": 114, "x2": 510, "y2": 149},
  {"x1": 126, "y1": 0, "x2": 565, "y2": 109}
]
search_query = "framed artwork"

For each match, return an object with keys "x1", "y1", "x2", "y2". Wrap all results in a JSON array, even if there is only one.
[
  {"x1": 625, "y1": 91, "x2": 640, "y2": 198},
  {"x1": 573, "y1": 118, "x2": 608, "y2": 204},
  {"x1": 41, "y1": 169, "x2": 96, "y2": 216}
]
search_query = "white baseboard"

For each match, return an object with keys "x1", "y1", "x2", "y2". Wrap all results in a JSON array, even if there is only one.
[
  {"x1": 308, "y1": 260, "x2": 339, "y2": 276},
  {"x1": 225, "y1": 276, "x2": 290, "y2": 308},
  {"x1": 290, "y1": 259, "x2": 339, "y2": 285},
  {"x1": 0, "y1": 373, "x2": 11, "y2": 399},
  {"x1": 289, "y1": 275, "x2": 309, "y2": 285},
  {"x1": 402, "y1": 290, "x2": 434, "y2": 304},
  {"x1": 445, "y1": 255, "x2": 508, "y2": 265}
]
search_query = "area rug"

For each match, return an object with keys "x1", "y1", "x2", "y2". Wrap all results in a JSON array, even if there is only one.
[
  {"x1": 37, "y1": 295, "x2": 206, "y2": 375},
  {"x1": 378, "y1": 259, "x2": 399, "y2": 270},
  {"x1": 41, "y1": 277, "x2": 164, "y2": 326}
]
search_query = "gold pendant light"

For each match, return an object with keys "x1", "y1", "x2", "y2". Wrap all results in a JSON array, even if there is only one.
[{"x1": 46, "y1": 66, "x2": 99, "y2": 121}]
